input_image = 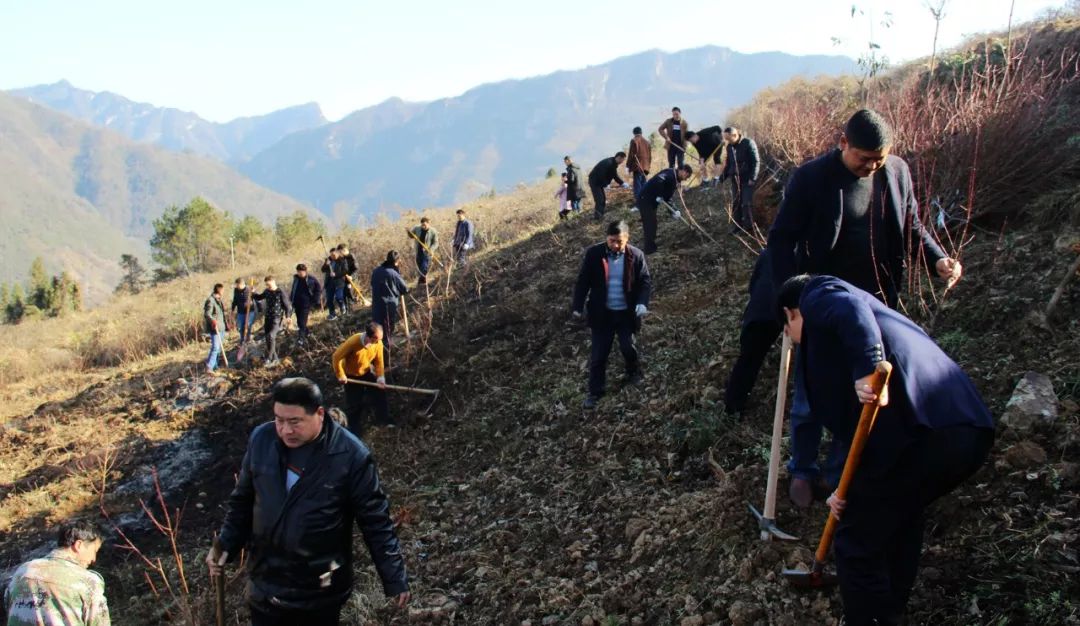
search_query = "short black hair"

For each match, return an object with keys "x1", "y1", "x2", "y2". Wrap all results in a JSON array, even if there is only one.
[
  {"x1": 615, "y1": 151, "x2": 626, "y2": 159},
  {"x1": 678, "y1": 164, "x2": 693, "y2": 176},
  {"x1": 606, "y1": 220, "x2": 630, "y2": 237},
  {"x1": 685, "y1": 131, "x2": 697, "y2": 140},
  {"x1": 563, "y1": 155, "x2": 571, "y2": 161},
  {"x1": 384, "y1": 250, "x2": 400, "y2": 266},
  {"x1": 776, "y1": 274, "x2": 814, "y2": 323},
  {"x1": 57, "y1": 520, "x2": 102, "y2": 548},
  {"x1": 264, "y1": 275, "x2": 274, "y2": 282},
  {"x1": 420, "y1": 216, "x2": 430, "y2": 224},
  {"x1": 213, "y1": 283, "x2": 224, "y2": 293},
  {"x1": 632, "y1": 126, "x2": 642, "y2": 135},
  {"x1": 672, "y1": 106, "x2": 681, "y2": 113},
  {"x1": 456, "y1": 209, "x2": 466, "y2": 215},
  {"x1": 234, "y1": 277, "x2": 244, "y2": 285},
  {"x1": 296, "y1": 263, "x2": 307, "y2": 271},
  {"x1": 271, "y1": 377, "x2": 323, "y2": 415},
  {"x1": 723, "y1": 127, "x2": 735, "y2": 134},
  {"x1": 336, "y1": 243, "x2": 347, "y2": 251},
  {"x1": 365, "y1": 320, "x2": 383, "y2": 337},
  {"x1": 845, "y1": 109, "x2": 893, "y2": 151}
]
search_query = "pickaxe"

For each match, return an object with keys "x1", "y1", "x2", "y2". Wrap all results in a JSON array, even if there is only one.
[
  {"x1": 345, "y1": 377, "x2": 440, "y2": 414},
  {"x1": 747, "y1": 334, "x2": 798, "y2": 541},
  {"x1": 782, "y1": 361, "x2": 893, "y2": 588},
  {"x1": 211, "y1": 533, "x2": 226, "y2": 626}
]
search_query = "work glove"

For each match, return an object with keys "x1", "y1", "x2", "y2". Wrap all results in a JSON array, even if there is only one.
[
  {"x1": 572, "y1": 310, "x2": 584, "y2": 320},
  {"x1": 671, "y1": 211, "x2": 682, "y2": 220},
  {"x1": 622, "y1": 183, "x2": 630, "y2": 189},
  {"x1": 655, "y1": 197, "x2": 663, "y2": 203},
  {"x1": 377, "y1": 376, "x2": 386, "y2": 385},
  {"x1": 635, "y1": 304, "x2": 648, "y2": 317},
  {"x1": 463, "y1": 243, "x2": 473, "y2": 250}
]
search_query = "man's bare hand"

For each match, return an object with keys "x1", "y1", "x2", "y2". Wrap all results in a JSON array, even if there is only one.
[
  {"x1": 936, "y1": 257, "x2": 963, "y2": 288},
  {"x1": 854, "y1": 373, "x2": 889, "y2": 406},
  {"x1": 206, "y1": 548, "x2": 228, "y2": 577},
  {"x1": 826, "y1": 492, "x2": 847, "y2": 520},
  {"x1": 395, "y1": 591, "x2": 411, "y2": 609}
]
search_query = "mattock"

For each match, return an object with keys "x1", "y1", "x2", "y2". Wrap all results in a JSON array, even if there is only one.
[{"x1": 747, "y1": 334, "x2": 799, "y2": 542}]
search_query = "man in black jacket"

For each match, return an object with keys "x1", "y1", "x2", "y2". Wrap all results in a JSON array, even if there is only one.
[
  {"x1": 231, "y1": 278, "x2": 255, "y2": 343},
  {"x1": 321, "y1": 250, "x2": 348, "y2": 320},
  {"x1": 564, "y1": 156, "x2": 585, "y2": 213},
  {"x1": 768, "y1": 109, "x2": 964, "y2": 506},
  {"x1": 588, "y1": 152, "x2": 629, "y2": 220},
  {"x1": 572, "y1": 221, "x2": 653, "y2": 410},
  {"x1": 721, "y1": 127, "x2": 760, "y2": 232},
  {"x1": 337, "y1": 244, "x2": 359, "y2": 309},
  {"x1": 207, "y1": 377, "x2": 410, "y2": 624},
  {"x1": 290, "y1": 264, "x2": 323, "y2": 345},
  {"x1": 723, "y1": 248, "x2": 781, "y2": 414},
  {"x1": 686, "y1": 126, "x2": 725, "y2": 181},
  {"x1": 371, "y1": 251, "x2": 409, "y2": 349},
  {"x1": 252, "y1": 276, "x2": 292, "y2": 367},
  {"x1": 636, "y1": 164, "x2": 693, "y2": 254}
]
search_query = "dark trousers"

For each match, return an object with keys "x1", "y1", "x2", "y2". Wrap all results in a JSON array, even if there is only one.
[
  {"x1": 724, "y1": 320, "x2": 782, "y2": 413},
  {"x1": 632, "y1": 172, "x2": 647, "y2": 202},
  {"x1": 372, "y1": 301, "x2": 399, "y2": 348},
  {"x1": 264, "y1": 322, "x2": 282, "y2": 362},
  {"x1": 730, "y1": 176, "x2": 754, "y2": 228},
  {"x1": 590, "y1": 183, "x2": 607, "y2": 219},
  {"x1": 294, "y1": 306, "x2": 310, "y2": 338},
  {"x1": 344, "y1": 371, "x2": 391, "y2": 437},
  {"x1": 667, "y1": 144, "x2": 684, "y2": 168},
  {"x1": 588, "y1": 309, "x2": 639, "y2": 397},
  {"x1": 417, "y1": 253, "x2": 431, "y2": 282},
  {"x1": 327, "y1": 282, "x2": 345, "y2": 317},
  {"x1": 250, "y1": 602, "x2": 341, "y2": 626},
  {"x1": 638, "y1": 198, "x2": 659, "y2": 254},
  {"x1": 453, "y1": 244, "x2": 468, "y2": 266},
  {"x1": 836, "y1": 425, "x2": 993, "y2": 625},
  {"x1": 788, "y1": 357, "x2": 846, "y2": 486}
]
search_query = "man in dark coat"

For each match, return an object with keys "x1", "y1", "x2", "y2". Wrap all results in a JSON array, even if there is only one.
[
  {"x1": 337, "y1": 244, "x2": 359, "y2": 310},
  {"x1": 251, "y1": 276, "x2": 292, "y2": 366},
  {"x1": 231, "y1": 277, "x2": 255, "y2": 343},
  {"x1": 572, "y1": 221, "x2": 653, "y2": 410},
  {"x1": 290, "y1": 264, "x2": 323, "y2": 345},
  {"x1": 588, "y1": 151, "x2": 629, "y2": 220},
  {"x1": 409, "y1": 217, "x2": 439, "y2": 284},
  {"x1": 767, "y1": 109, "x2": 964, "y2": 506},
  {"x1": 777, "y1": 274, "x2": 993, "y2": 626},
  {"x1": 370, "y1": 250, "x2": 409, "y2": 349},
  {"x1": 720, "y1": 127, "x2": 761, "y2": 232},
  {"x1": 636, "y1": 164, "x2": 693, "y2": 254},
  {"x1": 451, "y1": 209, "x2": 475, "y2": 266},
  {"x1": 686, "y1": 126, "x2": 725, "y2": 181},
  {"x1": 207, "y1": 377, "x2": 410, "y2": 624},
  {"x1": 723, "y1": 248, "x2": 781, "y2": 414},
  {"x1": 321, "y1": 250, "x2": 349, "y2": 320},
  {"x1": 204, "y1": 283, "x2": 228, "y2": 372},
  {"x1": 563, "y1": 156, "x2": 586, "y2": 213},
  {"x1": 625, "y1": 127, "x2": 652, "y2": 202}
]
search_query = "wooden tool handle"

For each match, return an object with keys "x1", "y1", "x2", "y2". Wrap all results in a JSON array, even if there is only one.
[
  {"x1": 813, "y1": 361, "x2": 893, "y2": 564},
  {"x1": 763, "y1": 334, "x2": 794, "y2": 521},
  {"x1": 212, "y1": 534, "x2": 226, "y2": 626}
]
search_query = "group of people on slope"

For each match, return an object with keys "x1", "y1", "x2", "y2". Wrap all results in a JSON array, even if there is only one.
[
  {"x1": 558, "y1": 106, "x2": 763, "y2": 255},
  {"x1": 574, "y1": 109, "x2": 994, "y2": 625}
]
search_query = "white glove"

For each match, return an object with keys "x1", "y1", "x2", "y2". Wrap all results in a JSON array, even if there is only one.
[
  {"x1": 572, "y1": 310, "x2": 584, "y2": 319},
  {"x1": 376, "y1": 376, "x2": 386, "y2": 384},
  {"x1": 463, "y1": 243, "x2": 472, "y2": 250},
  {"x1": 635, "y1": 304, "x2": 648, "y2": 317},
  {"x1": 622, "y1": 183, "x2": 630, "y2": 189},
  {"x1": 672, "y1": 211, "x2": 682, "y2": 220},
  {"x1": 655, "y1": 197, "x2": 663, "y2": 203}
]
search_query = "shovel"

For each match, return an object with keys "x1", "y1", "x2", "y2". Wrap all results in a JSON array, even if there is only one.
[
  {"x1": 783, "y1": 360, "x2": 893, "y2": 588},
  {"x1": 211, "y1": 533, "x2": 226, "y2": 626},
  {"x1": 747, "y1": 334, "x2": 798, "y2": 541}
]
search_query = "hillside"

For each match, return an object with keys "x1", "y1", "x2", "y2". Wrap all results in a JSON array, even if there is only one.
[
  {"x1": 240, "y1": 46, "x2": 852, "y2": 218},
  {"x1": 0, "y1": 181, "x2": 1075, "y2": 624},
  {"x1": 10, "y1": 80, "x2": 327, "y2": 163},
  {"x1": 0, "y1": 91, "x2": 320, "y2": 304}
]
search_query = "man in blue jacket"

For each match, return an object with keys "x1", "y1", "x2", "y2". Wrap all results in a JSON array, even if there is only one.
[
  {"x1": 637, "y1": 164, "x2": 693, "y2": 254},
  {"x1": 371, "y1": 250, "x2": 409, "y2": 349},
  {"x1": 767, "y1": 109, "x2": 964, "y2": 506},
  {"x1": 207, "y1": 377, "x2": 409, "y2": 624},
  {"x1": 290, "y1": 264, "x2": 323, "y2": 346},
  {"x1": 452, "y1": 209, "x2": 475, "y2": 266},
  {"x1": 572, "y1": 221, "x2": 653, "y2": 410},
  {"x1": 776, "y1": 274, "x2": 993, "y2": 626}
]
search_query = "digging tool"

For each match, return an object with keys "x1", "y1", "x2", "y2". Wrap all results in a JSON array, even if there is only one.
[
  {"x1": 212, "y1": 533, "x2": 226, "y2": 626},
  {"x1": 406, "y1": 228, "x2": 443, "y2": 267},
  {"x1": 400, "y1": 295, "x2": 410, "y2": 338},
  {"x1": 782, "y1": 361, "x2": 893, "y2": 589},
  {"x1": 316, "y1": 234, "x2": 330, "y2": 258},
  {"x1": 747, "y1": 334, "x2": 798, "y2": 542},
  {"x1": 344, "y1": 275, "x2": 371, "y2": 306},
  {"x1": 346, "y1": 377, "x2": 440, "y2": 414}
]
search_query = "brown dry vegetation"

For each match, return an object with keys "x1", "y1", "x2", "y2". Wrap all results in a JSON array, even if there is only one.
[{"x1": 1, "y1": 14, "x2": 1079, "y2": 626}]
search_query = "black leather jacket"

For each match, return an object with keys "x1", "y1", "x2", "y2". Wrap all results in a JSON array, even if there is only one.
[{"x1": 218, "y1": 419, "x2": 408, "y2": 612}]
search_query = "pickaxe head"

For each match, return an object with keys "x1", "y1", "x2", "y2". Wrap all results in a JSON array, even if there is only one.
[
  {"x1": 782, "y1": 562, "x2": 839, "y2": 589},
  {"x1": 747, "y1": 503, "x2": 799, "y2": 542}
]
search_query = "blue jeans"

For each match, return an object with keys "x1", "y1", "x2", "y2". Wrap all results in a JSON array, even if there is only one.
[
  {"x1": 206, "y1": 332, "x2": 224, "y2": 371},
  {"x1": 235, "y1": 311, "x2": 255, "y2": 340},
  {"x1": 417, "y1": 253, "x2": 431, "y2": 279},
  {"x1": 328, "y1": 283, "x2": 345, "y2": 317},
  {"x1": 787, "y1": 354, "x2": 847, "y2": 486},
  {"x1": 632, "y1": 172, "x2": 647, "y2": 202}
]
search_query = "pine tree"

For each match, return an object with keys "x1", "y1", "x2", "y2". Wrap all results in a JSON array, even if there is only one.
[{"x1": 116, "y1": 254, "x2": 148, "y2": 295}]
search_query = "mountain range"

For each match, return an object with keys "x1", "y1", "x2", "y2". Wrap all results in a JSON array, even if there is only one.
[
  {"x1": 0, "y1": 91, "x2": 318, "y2": 304},
  {"x1": 11, "y1": 80, "x2": 327, "y2": 164}
]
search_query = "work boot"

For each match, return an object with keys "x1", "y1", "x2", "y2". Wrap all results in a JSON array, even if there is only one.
[
  {"x1": 582, "y1": 395, "x2": 599, "y2": 410},
  {"x1": 789, "y1": 477, "x2": 814, "y2": 509}
]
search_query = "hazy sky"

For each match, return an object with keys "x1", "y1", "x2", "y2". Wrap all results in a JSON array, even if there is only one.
[{"x1": 0, "y1": 0, "x2": 1068, "y2": 122}]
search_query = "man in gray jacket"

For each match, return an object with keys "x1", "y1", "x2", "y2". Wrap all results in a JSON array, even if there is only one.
[{"x1": 203, "y1": 283, "x2": 228, "y2": 372}]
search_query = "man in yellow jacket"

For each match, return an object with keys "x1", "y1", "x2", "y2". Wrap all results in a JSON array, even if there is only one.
[{"x1": 332, "y1": 320, "x2": 390, "y2": 436}]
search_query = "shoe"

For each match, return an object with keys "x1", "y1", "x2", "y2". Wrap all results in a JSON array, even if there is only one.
[
  {"x1": 627, "y1": 371, "x2": 643, "y2": 386},
  {"x1": 789, "y1": 477, "x2": 814, "y2": 509},
  {"x1": 630, "y1": 207, "x2": 639, "y2": 213},
  {"x1": 582, "y1": 395, "x2": 599, "y2": 410}
]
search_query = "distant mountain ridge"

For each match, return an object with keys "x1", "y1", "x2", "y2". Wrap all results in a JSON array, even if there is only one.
[
  {"x1": 239, "y1": 45, "x2": 853, "y2": 219},
  {"x1": 0, "y1": 91, "x2": 319, "y2": 304},
  {"x1": 10, "y1": 80, "x2": 327, "y2": 163}
]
